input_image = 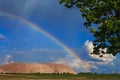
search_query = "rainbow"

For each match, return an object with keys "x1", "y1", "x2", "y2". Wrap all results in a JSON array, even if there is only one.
[{"x1": 0, "y1": 11, "x2": 90, "y2": 72}]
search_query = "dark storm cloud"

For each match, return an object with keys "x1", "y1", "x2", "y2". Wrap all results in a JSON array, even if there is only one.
[
  {"x1": 0, "y1": 0, "x2": 84, "y2": 25},
  {"x1": 0, "y1": 0, "x2": 26, "y2": 15}
]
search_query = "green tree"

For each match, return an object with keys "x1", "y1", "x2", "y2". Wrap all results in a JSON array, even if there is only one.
[{"x1": 59, "y1": 0, "x2": 120, "y2": 56}]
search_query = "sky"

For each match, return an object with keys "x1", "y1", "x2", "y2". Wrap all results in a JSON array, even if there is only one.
[{"x1": 0, "y1": 0, "x2": 120, "y2": 74}]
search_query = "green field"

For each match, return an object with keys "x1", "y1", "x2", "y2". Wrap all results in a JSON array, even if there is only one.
[{"x1": 0, "y1": 73, "x2": 120, "y2": 80}]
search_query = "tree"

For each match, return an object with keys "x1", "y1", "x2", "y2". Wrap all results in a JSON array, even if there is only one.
[{"x1": 59, "y1": 0, "x2": 120, "y2": 56}]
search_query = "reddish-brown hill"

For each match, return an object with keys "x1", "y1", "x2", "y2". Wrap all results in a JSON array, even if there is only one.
[{"x1": 0, "y1": 63, "x2": 77, "y2": 74}]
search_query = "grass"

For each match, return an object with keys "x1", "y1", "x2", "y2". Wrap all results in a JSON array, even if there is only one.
[{"x1": 0, "y1": 73, "x2": 120, "y2": 80}]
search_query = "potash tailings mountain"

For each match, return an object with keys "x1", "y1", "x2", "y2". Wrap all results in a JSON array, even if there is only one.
[{"x1": 0, "y1": 63, "x2": 77, "y2": 74}]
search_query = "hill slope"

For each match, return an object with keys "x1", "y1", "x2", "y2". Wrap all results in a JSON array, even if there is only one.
[{"x1": 0, "y1": 63, "x2": 77, "y2": 74}]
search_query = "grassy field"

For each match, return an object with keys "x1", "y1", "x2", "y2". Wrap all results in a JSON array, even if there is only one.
[{"x1": 0, "y1": 73, "x2": 120, "y2": 80}]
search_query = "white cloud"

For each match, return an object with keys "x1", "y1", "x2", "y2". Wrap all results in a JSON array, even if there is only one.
[
  {"x1": 95, "y1": 61, "x2": 114, "y2": 65},
  {"x1": 2, "y1": 54, "x2": 14, "y2": 65},
  {"x1": 54, "y1": 57, "x2": 81, "y2": 69},
  {"x1": 31, "y1": 48, "x2": 66, "y2": 54},
  {"x1": 85, "y1": 40, "x2": 116, "y2": 62},
  {"x1": 87, "y1": 61, "x2": 98, "y2": 69},
  {"x1": 6, "y1": 55, "x2": 11, "y2": 59},
  {"x1": 53, "y1": 54, "x2": 98, "y2": 72},
  {"x1": 90, "y1": 54, "x2": 116, "y2": 62},
  {"x1": 85, "y1": 40, "x2": 94, "y2": 53},
  {"x1": 0, "y1": 34, "x2": 6, "y2": 40}
]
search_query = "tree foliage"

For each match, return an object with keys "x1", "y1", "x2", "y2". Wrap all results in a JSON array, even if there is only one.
[{"x1": 59, "y1": 0, "x2": 120, "y2": 56}]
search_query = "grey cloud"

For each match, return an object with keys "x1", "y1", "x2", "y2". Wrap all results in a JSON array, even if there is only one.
[{"x1": 0, "y1": 34, "x2": 6, "y2": 40}]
